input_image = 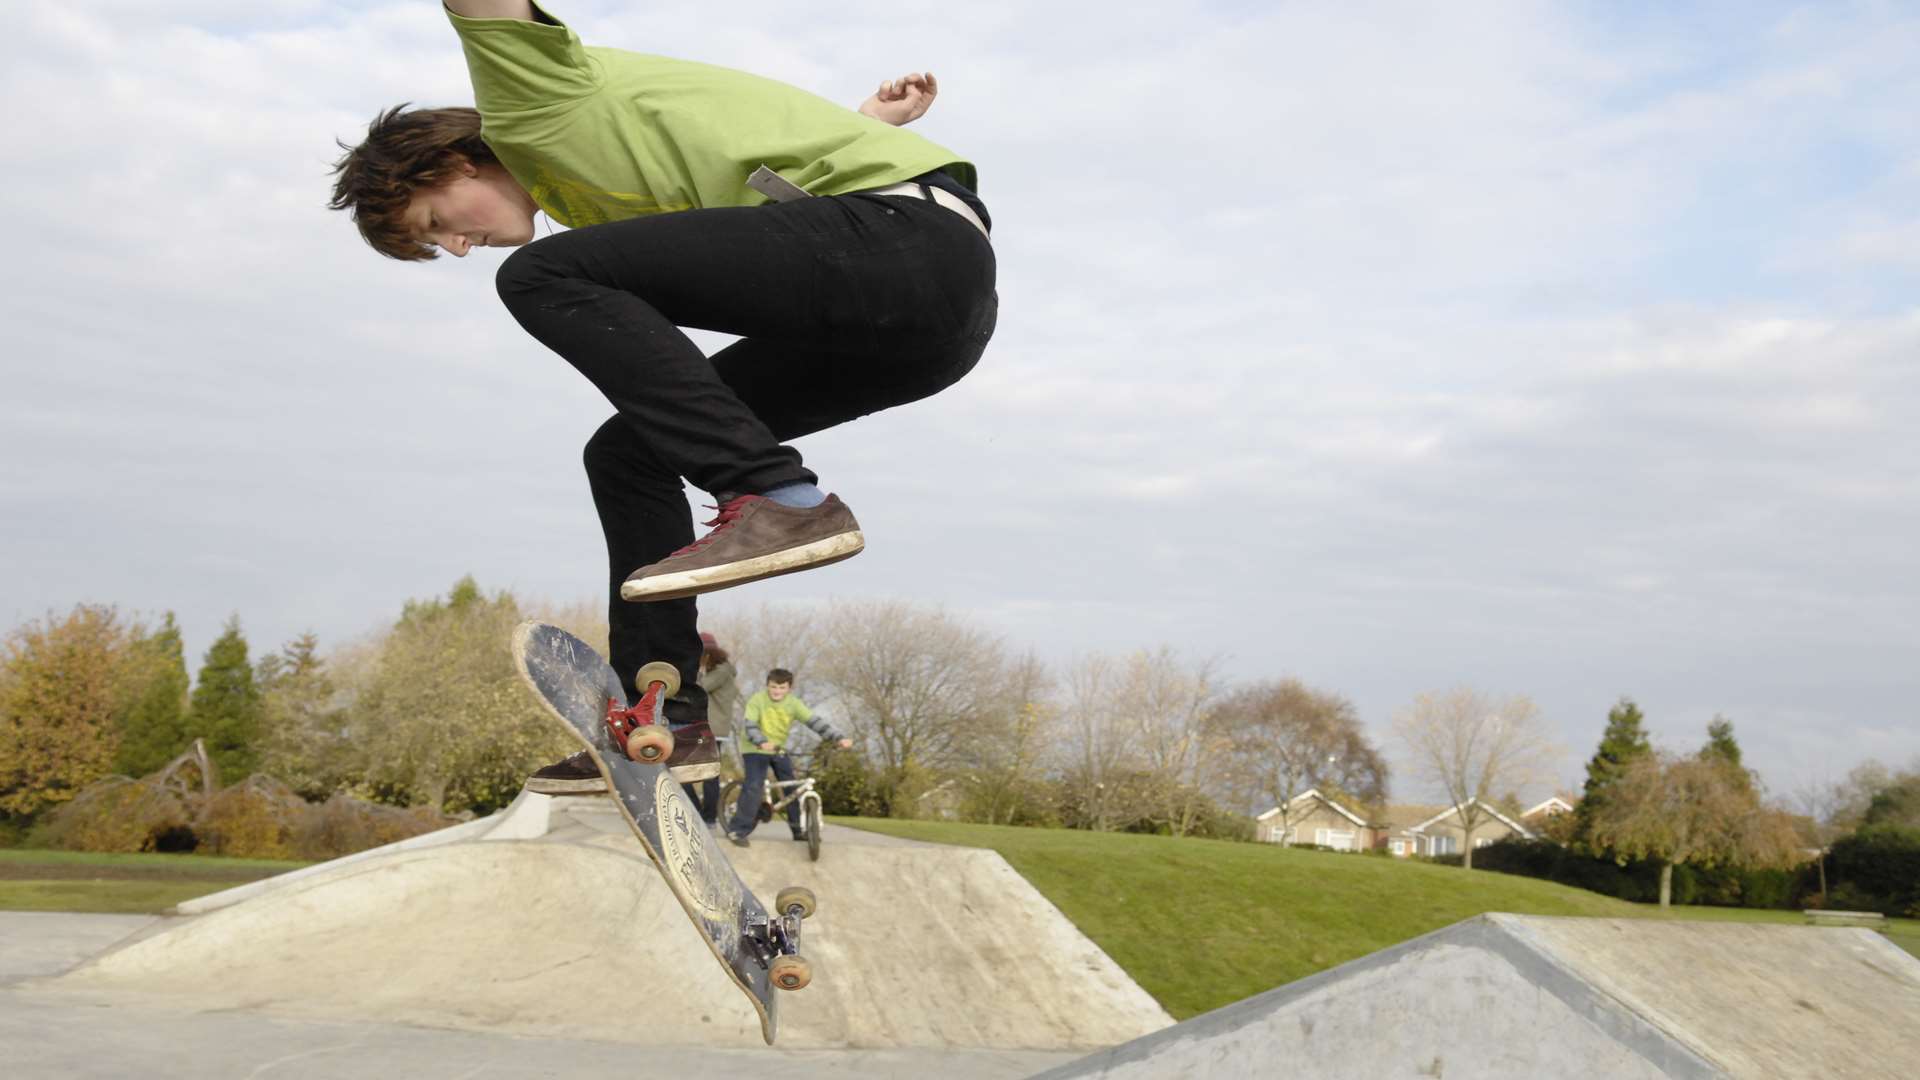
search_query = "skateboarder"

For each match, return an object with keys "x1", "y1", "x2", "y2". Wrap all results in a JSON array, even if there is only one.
[
  {"x1": 726, "y1": 669, "x2": 850, "y2": 846},
  {"x1": 329, "y1": 1, "x2": 995, "y2": 788}
]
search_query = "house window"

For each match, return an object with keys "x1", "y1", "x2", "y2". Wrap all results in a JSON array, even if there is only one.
[
  {"x1": 1474, "y1": 837, "x2": 1493, "y2": 849},
  {"x1": 1431, "y1": 835, "x2": 1457, "y2": 855},
  {"x1": 1390, "y1": 839, "x2": 1407, "y2": 856},
  {"x1": 1314, "y1": 828, "x2": 1356, "y2": 851}
]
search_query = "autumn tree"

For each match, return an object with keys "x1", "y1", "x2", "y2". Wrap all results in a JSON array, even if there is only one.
[
  {"x1": 346, "y1": 577, "x2": 571, "y2": 814},
  {"x1": 1215, "y1": 678, "x2": 1388, "y2": 838},
  {"x1": 186, "y1": 617, "x2": 263, "y2": 783},
  {"x1": 1574, "y1": 696, "x2": 1653, "y2": 851},
  {"x1": 114, "y1": 613, "x2": 193, "y2": 777},
  {"x1": 0, "y1": 606, "x2": 136, "y2": 818},
  {"x1": 1587, "y1": 752, "x2": 1805, "y2": 907},
  {"x1": 1393, "y1": 687, "x2": 1559, "y2": 868}
]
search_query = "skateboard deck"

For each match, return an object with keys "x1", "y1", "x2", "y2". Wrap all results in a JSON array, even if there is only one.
[{"x1": 511, "y1": 621, "x2": 812, "y2": 1045}]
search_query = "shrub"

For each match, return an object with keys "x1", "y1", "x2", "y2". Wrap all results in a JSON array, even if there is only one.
[
  {"x1": 32, "y1": 776, "x2": 194, "y2": 853},
  {"x1": 290, "y1": 792, "x2": 455, "y2": 860},
  {"x1": 195, "y1": 775, "x2": 306, "y2": 858},
  {"x1": 1738, "y1": 867, "x2": 1797, "y2": 910},
  {"x1": 1828, "y1": 825, "x2": 1920, "y2": 916}
]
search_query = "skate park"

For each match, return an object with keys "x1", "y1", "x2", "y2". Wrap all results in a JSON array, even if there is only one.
[
  {"x1": 7, "y1": 794, "x2": 1919, "y2": 1079},
  {"x1": 8, "y1": 2, "x2": 1920, "y2": 1078}
]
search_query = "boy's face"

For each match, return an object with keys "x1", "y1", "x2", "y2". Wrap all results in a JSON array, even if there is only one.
[
  {"x1": 404, "y1": 160, "x2": 538, "y2": 258},
  {"x1": 767, "y1": 680, "x2": 792, "y2": 702}
]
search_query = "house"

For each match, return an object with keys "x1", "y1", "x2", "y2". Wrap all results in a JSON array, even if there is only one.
[
  {"x1": 1378, "y1": 800, "x2": 1535, "y2": 857},
  {"x1": 1253, "y1": 793, "x2": 1540, "y2": 857},
  {"x1": 1254, "y1": 790, "x2": 1374, "y2": 851},
  {"x1": 1521, "y1": 795, "x2": 1577, "y2": 829}
]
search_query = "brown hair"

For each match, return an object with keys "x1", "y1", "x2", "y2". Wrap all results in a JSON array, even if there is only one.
[
  {"x1": 328, "y1": 105, "x2": 501, "y2": 261},
  {"x1": 701, "y1": 645, "x2": 731, "y2": 671}
]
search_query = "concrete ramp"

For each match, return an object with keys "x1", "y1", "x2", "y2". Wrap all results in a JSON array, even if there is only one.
[
  {"x1": 1035, "y1": 913, "x2": 1920, "y2": 1079},
  {"x1": 43, "y1": 796, "x2": 1169, "y2": 1052}
]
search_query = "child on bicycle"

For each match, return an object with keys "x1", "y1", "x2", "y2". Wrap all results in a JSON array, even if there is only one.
[{"x1": 727, "y1": 669, "x2": 849, "y2": 845}]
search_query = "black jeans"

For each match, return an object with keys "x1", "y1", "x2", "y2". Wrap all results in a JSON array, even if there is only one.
[{"x1": 495, "y1": 192, "x2": 996, "y2": 710}]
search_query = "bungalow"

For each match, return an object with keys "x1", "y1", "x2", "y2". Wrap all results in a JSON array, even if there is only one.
[
  {"x1": 1521, "y1": 795, "x2": 1577, "y2": 828},
  {"x1": 1254, "y1": 790, "x2": 1373, "y2": 851},
  {"x1": 1253, "y1": 794, "x2": 1540, "y2": 857},
  {"x1": 1378, "y1": 800, "x2": 1535, "y2": 857}
]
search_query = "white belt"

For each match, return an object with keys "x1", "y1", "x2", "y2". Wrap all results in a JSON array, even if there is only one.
[
  {"x1": 745, "y1": 165, "x2": 990, "y2": 240},
  {"x1": 861, "y1": 181, "x2": 991, "y2": 240}
]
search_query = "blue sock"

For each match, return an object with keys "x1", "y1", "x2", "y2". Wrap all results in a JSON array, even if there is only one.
[{"x1": 762, "y1": 482, "x2": 827, "y2": 509}]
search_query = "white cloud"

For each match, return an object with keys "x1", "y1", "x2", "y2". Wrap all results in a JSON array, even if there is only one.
[{"x1": 2, "y1": 0, "x2": 1917, "y2": 801}]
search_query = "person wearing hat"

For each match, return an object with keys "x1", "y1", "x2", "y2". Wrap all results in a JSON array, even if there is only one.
[{"x1": 684, "y1": 632, "x2": 740, "y2": 824}]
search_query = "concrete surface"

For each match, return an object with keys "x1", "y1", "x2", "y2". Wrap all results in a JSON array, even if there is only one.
[
  {"x1": 27, "y1": 795, "x2": 1168, "y2": 1058},
  {"x1": 1033, "y1": 913, "x2": 1920, "y2": 1080}
]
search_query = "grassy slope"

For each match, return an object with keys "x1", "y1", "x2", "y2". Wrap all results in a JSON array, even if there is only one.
[
  {"x1": 833, "y1": 817, "x2": 1920, "y2": 1019},
  {"x1": 0, "y1": 849, "x2": 309, "y2": 915}
]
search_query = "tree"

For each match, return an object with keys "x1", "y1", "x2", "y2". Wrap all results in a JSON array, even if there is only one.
[
  {"x1": 1058, "y1": 654, "x2": 1145, "y2": 832},
  {"x1": 1215, "y1": 678, "x2": 1389, "y2": 840},
  {"x1": 955, "y1": 652, "x2": 1057, "y2": 826},
  {"x1": 186, "y1": 617, "x2": 263, "y2": 784},
  {"x1": 1586, "y1": 752, "x2": 1805, "y2": 907},
  {"x1": 256, "y1": 633, "x2": 351, "y2": 800},
  {"x1": 809, "y1": 599, "x2": 1006, "y2": 810},
  {"x1": 1393, "y1": 687, "x2": 1559, "y2": 869},
  {"x1": 1120, "y1": 649, "x2": 1224, "y2": 838},
  {"x1": 1861, "y1": 773, "x2": 1920, "y2": 829},
  {"x1": 346, "y1": 577, "x2": 569, "y2": 814},
  {"x1": 114, "y1": 613, "x2": 193, "y2": 777},
  {"x1": 1574, "y1": 697, "x2": 1653, "y2": 850},
  {"x1": 1699, "y1": 715, "x2": 1752, "y2": 794},
  {"x1": 0, "y1": 606, "x2": 135, "y2": 817}
]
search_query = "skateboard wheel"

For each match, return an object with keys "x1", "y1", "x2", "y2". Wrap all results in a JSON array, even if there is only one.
[
  {"x1": 774, "y1": 886, "x2": 817, "y2": 920},
  {"x1": 634, "y1": 661, "x2": 681, "y2": 698},
  {"x1": 626, "y1": 725, "x2": 674, "y2": 763},
  {"x1": 771, "y1": 953, "x2": 812, "y2": 991}
]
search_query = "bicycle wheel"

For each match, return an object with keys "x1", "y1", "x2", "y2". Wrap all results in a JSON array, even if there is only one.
[
  {"x1": 804, "y1": 797, "x2": 822, "y2": 862},
  {"x1": 718, "y1": 781, "x2": 743, "y2": 829}
]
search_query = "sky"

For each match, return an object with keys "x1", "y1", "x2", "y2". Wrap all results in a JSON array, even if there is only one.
[{"x1": 3, "y1": 1, "x2": 1916, "y2": 804}]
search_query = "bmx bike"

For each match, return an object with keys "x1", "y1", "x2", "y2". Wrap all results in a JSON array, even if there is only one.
[{"x1": 720, "y1": 760, "x2": 824, "y2": 862}]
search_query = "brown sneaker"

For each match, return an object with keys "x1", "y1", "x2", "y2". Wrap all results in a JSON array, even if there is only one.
[
  {"x1": 665, "y1": 720, "x2": 720, "y2": 783},
  {"x1": 619, "y1": 494, "x2": 864, "y2": 602},
  {"x1": 526, "y1": 750, "x2": 607, "y2": 795}
]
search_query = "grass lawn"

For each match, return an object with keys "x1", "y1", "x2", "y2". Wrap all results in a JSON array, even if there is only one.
[
  {"x1": 0, "y1": 849, "x2": 310, "y2": 915},
  {"x1": 832, "y1": 817, "x2": 1920, "y2": 1019}
]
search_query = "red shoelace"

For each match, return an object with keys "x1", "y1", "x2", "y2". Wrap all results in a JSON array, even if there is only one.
[{"x1": 665, "y1": 494, "x2": 764, "y2": 558}]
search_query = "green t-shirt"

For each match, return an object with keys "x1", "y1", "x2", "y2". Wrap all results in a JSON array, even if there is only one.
[
  {"x1": 742, "y1": 690, "x2": 814, "y2": 755},
  {"x1": 448, "y1": 4, "x2": 977, "y2": 227}
]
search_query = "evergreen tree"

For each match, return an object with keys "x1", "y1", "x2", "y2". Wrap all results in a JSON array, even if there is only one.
[
  {"x1": 256, "y1": 632, "x2": 349, "y2": 799},
  {"x1": 187, "y1": 616, "x2": 263, "y2": 783},
  {"x1": 1699, "y1": 715, "x2": 1753, "y2": 794},
  {"x1": 1573, "y1": 696, "x2": 1653, "y2": 849},
  {"x1": 115, "y1": 613, "x2": 193, "y2": 776}
]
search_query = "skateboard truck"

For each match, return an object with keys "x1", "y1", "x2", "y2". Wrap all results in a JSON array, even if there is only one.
[
  {"x1": 604, "y1": 661, "x2": 681, "y2": 763},
  {"x1": 749, "y1": 886, "x2": 817, "y2": 991}
]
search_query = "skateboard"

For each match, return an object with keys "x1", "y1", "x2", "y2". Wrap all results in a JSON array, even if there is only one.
[{"x1": 510, "y1": 621, "x2": 816, "y2": 1045}]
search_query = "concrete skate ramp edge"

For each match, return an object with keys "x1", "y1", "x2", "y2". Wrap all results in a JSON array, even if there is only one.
[
  {"x1": 1034, "y1": 913, "x2": 1920, "y2": 1080},
  {"x1": 42, "y1": 803, "x2": 1169, "y2": 1052}
]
